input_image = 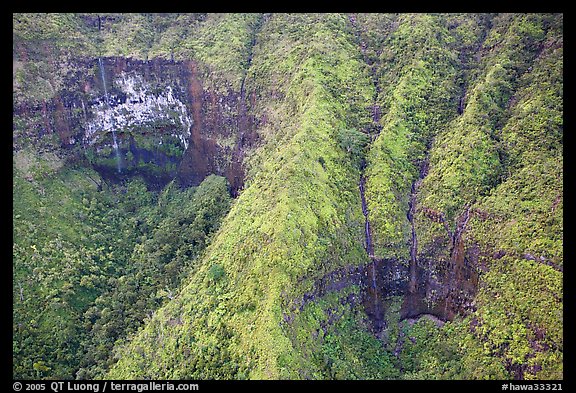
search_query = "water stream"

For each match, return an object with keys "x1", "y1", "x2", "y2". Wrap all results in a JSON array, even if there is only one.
[
  {"x1": 407, "y1": 180, "x2": 418, "y2": 293},
  {"x1": 349, "y1": 14, "x2": 384, "y2": 332},
  {"x1": 98, "y1": 57, "x2": 121, "y2": 173},
  {"x1": 359, "y1": 175, "x2": 374, "y2": 258},
  {"x1": 359, "y1": 170, "x2": 381, "y2": 329}
]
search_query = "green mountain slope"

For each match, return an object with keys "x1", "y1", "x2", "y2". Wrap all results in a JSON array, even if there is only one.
[
  {"x1": 108, "y1": 13, "x2": 386, "y2": 379},
  {"x1": 13, "y1": 13, "x2": 563, "y2": 380}
]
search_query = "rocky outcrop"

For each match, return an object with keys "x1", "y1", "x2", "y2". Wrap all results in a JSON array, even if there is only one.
[
  {"x1": 85, "y1": 64, "x2": 192, "y2": 148},
  {"x1": 176, "y1": 61, "x2": 258, "y2": 195},
  {"x1": 357, "y1": 157, "x2": 479, "y2": 328},
  {"x1": 13, "y1": 56, "x2": 258, "y2": 192}
]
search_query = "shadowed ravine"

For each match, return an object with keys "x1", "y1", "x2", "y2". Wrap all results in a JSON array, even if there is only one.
[
  {"x1": 359, "y1": 164, "x2": 385, "y2": 332},
  {"x1": 12, "y1": 13, "x2": 563, "y2": 380}
]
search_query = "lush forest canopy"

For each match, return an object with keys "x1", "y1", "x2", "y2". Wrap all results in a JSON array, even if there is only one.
[{"x1": 13, "y1": 13, "x2": 562, "y2": 380}]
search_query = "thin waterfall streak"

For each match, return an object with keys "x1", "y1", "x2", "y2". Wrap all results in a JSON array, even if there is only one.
[
  {"x1": 371, "y1": 259, "x2": 379, "y2": 315},
  {"x1": 99, "y1": 57, "x2": 121, "y2": 173},
  {"x1": 359, "y1": 175, "x2": 374, "y2": 257},
  {"x1": 98, "y1": 57, "x2": 108, "y2": 99},
  {"x1": 408, "y1": 181, "x2": 418, "y2": 294},
  {"x1": 365, "y1": 220, "x2": 371, "y2": 256},
  {"x1": 360, "y1": 173, "x2": 380, "y2": 326}
]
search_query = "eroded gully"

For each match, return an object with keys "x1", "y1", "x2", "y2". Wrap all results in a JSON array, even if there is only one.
[{"x1": 348, "y1": 14, "x2": 386, "y2": 333}]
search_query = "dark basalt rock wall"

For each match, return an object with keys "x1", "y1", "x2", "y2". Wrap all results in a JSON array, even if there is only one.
[{"x1": 13, "y1": 55, "x2": 259, "y2": 193}]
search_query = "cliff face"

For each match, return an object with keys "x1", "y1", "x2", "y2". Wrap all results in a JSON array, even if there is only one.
[
  {"x1": 13, "y1": 55, "x2": 255, "y2": 191},
  {"x1": 13, "y1": 13, "x2": 563, "y2": 380},
  {"x1": 13, "y1": 13, "x2": 261, "y2": 192}
]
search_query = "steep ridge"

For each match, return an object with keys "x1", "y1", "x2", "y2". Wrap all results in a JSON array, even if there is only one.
[
  {"x1": 107, "y1": 14, "x2": 389, "y2": 379},
  {"x1": 354, "y1": 14, "x2": 462, "y2": 324},
  {"x1": 13, "y1": 13, "x2": 563, "y2": 380},
  {"x1": 414, "y1": 13, "x2": 552, "y2": 320},
  {"x1": 463, "y1": 15, "x2": 563, "y2": 378},
  {"x1": 401, "y1": 14, "x2": 563, "y2": 379},
  {"x1": 346, "y1": 13, "x2": 562, "y2": 379},
  {"x1": 347, "y1": 13, "x2": 385, "y2": 334}
]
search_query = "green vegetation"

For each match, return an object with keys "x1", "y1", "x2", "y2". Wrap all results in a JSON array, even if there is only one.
[
  {"x1": 13, "y1": 13, "x2": 97, "y2": 55},
  {"x1": 13, "y1": 13, "x2": 562, "y2": 381},
  {"x1": 13, "y1": 13, "x2": 97, "y2": 106},
  {"x1": 13, "y1": 13, "x2": 258, "y2": 105},
  {"x1": 411, "y1": 13, "x2": 563, "y2": 379},
  {"x1": 289, "y1": 293, "x2": 399, "y2": 379},
  {"x1": 84, "y1": 132, "x2": 185, "y2": 184},
  {"x1": 108, "y1": 13, "x2": 377, "y2": 379},
  {"x1": 360, "y1": 14, "x2": 461, "y2": 260},
  {"x1": 13, "y1": 152, "x2": 231, "y2": 379},
  {"x1": 464, "y1": 20, "x2": 563, "y2": 379},
  {"x1": 96, "y1": 13, "x2": 260, "y2": 92}
]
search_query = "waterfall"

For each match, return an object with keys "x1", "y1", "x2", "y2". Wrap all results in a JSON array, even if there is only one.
[
  {"x1": 407, "y1": 181, "x2": 418, "y2": 294},
  {"x1": 359, "y1": 174, "x2": 374, "y2": 258},
  {"x1": 359, "y1": 172, "x2": 381, "y2": 329},
  {"x1": 98, "y1": 57, "x2": 121, "y2": 173}
]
